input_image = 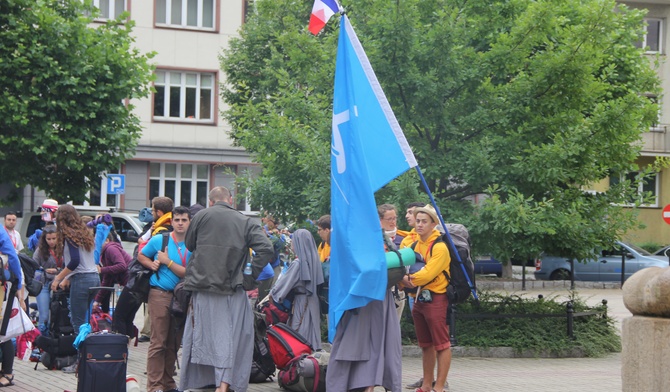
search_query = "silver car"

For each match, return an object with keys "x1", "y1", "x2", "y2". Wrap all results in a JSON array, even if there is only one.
[{"x1": 534, "y1": 241, "x2": 668, "y2": 281}]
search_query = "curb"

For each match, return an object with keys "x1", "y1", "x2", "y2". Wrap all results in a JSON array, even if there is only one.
[
  {"x1": 401, "y1": 345, "x2": 588, "y2": 358},
  {"x1": 476, "y1": 280, "x2": 622, "y2": 291}
]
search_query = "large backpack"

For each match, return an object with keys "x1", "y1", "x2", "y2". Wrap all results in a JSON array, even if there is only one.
[
  {"x1": 267, "y1": 323, "x2": 313, "y2": 370},
  {"x1": 250, "y1": 312, "x2": 276, "y2": 383},
  {"x1": 34, "y1": 290, "x2": 78, "y2": 370},
  {"x1": 277, "y1": 351, "x2": 329, "y2": 392},
  {"x1": 411, "y1": 223, "x2": 476, "y2": 305}
]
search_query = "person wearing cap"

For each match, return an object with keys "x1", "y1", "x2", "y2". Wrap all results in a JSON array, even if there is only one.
[{"x1": 401, "y1": 204, "x2": 451, "y2": 392}]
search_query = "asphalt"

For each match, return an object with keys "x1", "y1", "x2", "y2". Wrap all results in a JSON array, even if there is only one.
[{"x1": 9, "y1": 286, "x2": 629, "y2": 392}]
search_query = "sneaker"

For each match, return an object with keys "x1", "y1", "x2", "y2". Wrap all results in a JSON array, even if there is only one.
[
  {"x1": 62, "y1": 364, "x2": 77, "y2": 374},
  {"x1": 407, "y1": 378, "x2": 423, "y2": 389},
  {"x1": 138, "y1": 335, "x2": 150, "y2": 343}
]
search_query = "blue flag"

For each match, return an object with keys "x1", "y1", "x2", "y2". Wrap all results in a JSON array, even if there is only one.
[{"x1": 329, "y1": 15, "x2": 417, "y2": 341}]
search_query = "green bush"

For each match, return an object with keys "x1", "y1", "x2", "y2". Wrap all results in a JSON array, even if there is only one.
[
  {"x1": 637, "y1": 241, "x2": 663, "y2": 254},
  {"x1": 399, "y1": 291, "x2": 620, "y2": 357}
]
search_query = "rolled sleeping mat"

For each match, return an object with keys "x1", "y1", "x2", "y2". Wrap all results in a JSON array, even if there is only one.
[{"x1": 385, "y1": 247, "x2": 416, "y2": 269}]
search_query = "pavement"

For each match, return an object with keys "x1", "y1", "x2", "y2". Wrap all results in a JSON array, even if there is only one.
[{"x1": 9, "y1": 285, "x2": 630, "y2": 392}]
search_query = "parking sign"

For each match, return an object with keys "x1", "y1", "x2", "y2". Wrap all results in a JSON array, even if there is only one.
[{"x1": 107, "y1": 174, "x2": 126, "y2": 195}]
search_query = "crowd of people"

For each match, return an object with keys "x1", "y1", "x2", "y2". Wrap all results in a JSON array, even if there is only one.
[{"x1": 0, "y1": 186, "x2": 454, "y2": 392}]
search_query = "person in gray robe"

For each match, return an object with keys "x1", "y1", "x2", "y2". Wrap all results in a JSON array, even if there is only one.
[
  {"x1": 270, "y1": 228, "x2": 325, "y2": 350},
  {"x1": 179, "y1": 186, "x2": 274, "y2": 392},
  {"x1": 326, "y1": 283, "x2": 403, "y2": 391}
]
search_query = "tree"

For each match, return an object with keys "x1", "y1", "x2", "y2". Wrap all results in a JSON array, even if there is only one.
[
  {"x1": 0, "y1": 0, "x2": 154, "y2": 203},
  {"x1": 222, "y1": 0, "x2": 660, "y2": 267}
]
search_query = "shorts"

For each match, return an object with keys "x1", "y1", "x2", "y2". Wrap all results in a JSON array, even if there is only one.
[{"x1": 411, "y1": 292, "x2": 451, "y2": 351}]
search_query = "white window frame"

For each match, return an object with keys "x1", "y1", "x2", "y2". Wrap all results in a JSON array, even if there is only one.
[
  {"x1": 609, "y1": 171, "x2": 659, "y2": 207},
  {"x1": 153, "y1": 70, "x2": 215, "y2": 123},
  {"x1": 638, "y1": 18, "x2": 663, "y2": 54},
  {"x1": 155, "y1": 0, "x2": 216, "y2": 31},
  {"x1": 92, "y1": 0, "x2": 127, "y2": 21},
  {"x1": 149, "y1": 162, "x2": 210, "y2": 207},
  {"x1": 81, "y1": 172, "x2": 119, "y2": 208}
]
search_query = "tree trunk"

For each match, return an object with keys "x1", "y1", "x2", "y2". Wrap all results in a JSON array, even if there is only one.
[{"x1": 502, "y1": 260, "x2": 514, "y2": 279}]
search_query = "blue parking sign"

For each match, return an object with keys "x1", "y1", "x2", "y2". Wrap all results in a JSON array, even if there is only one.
[{"x1": 107, "y1": 174, "x2": 125, "y2": 195}]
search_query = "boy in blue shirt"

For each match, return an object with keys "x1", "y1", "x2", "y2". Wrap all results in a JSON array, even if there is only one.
[{"x1": 138, "y1": 205, "x2": 191, "y2": 392}]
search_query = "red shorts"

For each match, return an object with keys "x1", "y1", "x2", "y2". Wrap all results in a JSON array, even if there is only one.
[{"x1": 411, "y1": 292, "x2": 451, "y2": 351}]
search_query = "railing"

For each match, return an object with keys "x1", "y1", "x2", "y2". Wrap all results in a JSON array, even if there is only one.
[{"x1": 447, "y1": 298, "x2": 609, "y2": 346}]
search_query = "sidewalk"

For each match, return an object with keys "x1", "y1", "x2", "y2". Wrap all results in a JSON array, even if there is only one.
[{"x1": 9, "y1": 287, "x2": 627, "y2": 391}]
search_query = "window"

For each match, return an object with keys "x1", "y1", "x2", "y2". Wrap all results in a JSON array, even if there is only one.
[
  {"x1": 635, "y1": 18, "x2": 662, "y2": 53},
  {"x1": 76, "y1": 172, "x2": 119, "y2": 208},
  {"x1": 156, "y1": 0, "x2": 216, "y2": 30},
  {"x1": 149, "y1": 162, "x2": 210, "y2": 207},
  {"x1": 609, "y1": 171, "x2": 658, "y2": 207},
  {"x1": 153, "y1": 70, "x2": 215, "y2": 122},
  {"x1": 645, "y1": 94, "x2": 663, "y2": 130},
  {"x1": 92, "y1": 0, "x2": 127, "y2": 20}
]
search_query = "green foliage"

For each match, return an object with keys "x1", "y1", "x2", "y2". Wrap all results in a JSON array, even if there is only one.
[
  {"x1": 399, "y1": 291, "x2": 621, "y2": 357},
  {"x1": 222, "y1": 0, "x2": 660, "y2": 261},
  {"x1": 0, "y1": 0, "x2": 154, "y2": 203},
  {"x1": 637, "y1": 241, "x2": 663, "y2": 254}
]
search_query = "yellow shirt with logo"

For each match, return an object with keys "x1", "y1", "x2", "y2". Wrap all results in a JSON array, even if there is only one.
[{"x1": 409, "y1": 229, "x2": 450, "y2": 294}]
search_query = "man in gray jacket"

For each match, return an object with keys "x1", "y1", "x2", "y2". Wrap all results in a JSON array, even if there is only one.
[{"x1": 179, "y1": 186, "x2": 273, "y2": 392}]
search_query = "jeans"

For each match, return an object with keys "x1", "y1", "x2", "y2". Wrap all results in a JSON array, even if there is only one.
[
  {"x1": 36, "y1": 282, "x2": 51, "y2": 334},
  {"x1": 68, "y1": 272, "x2": 100, "y2": 333}
]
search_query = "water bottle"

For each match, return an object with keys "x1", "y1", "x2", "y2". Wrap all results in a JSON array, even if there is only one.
[{"x1": 244, "y1": 262, "x2": 252, "y2": 275}]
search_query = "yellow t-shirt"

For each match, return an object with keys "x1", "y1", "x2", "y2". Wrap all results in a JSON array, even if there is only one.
[{"x1": 318, "y1": 242, "x2": 330, "y2": 262}]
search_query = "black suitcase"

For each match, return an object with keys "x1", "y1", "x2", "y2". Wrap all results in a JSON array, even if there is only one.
[
  {"x1": 76, "y1": 330, "x2": 128, "y2": 392},
  {"x1": 76, "y1": 287, "x2": 129, "y2": 392}
]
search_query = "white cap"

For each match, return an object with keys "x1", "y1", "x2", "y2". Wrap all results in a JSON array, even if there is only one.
[{"x1": 41, "y1": 199, "x2": 59, "y2": 211}]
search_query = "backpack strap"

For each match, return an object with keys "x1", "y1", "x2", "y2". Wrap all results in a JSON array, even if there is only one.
[{"x1": 161, "y1": 231, "x2": 170, "y2": 252}]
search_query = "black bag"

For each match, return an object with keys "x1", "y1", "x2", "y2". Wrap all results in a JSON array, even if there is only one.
[
  {"x1": 169, "y1": 280, "x2": 192, "y2": 330},
  {"x1": 76, "y1": 331, "x2": 129, "y2": 392},
  {"x1": 410, "y1": 224, "x2": 476, "y2": 305},
  {"x1": 34, "y1": 289, "x2": 78, "y2": 368},
  {"x1": 39, "y1": 352, "x2": 77, "y2": 370},
  {"x1": 249, "y1": 311, "x2": 276, "y2": 383},
  {"x1": 126, "y1": 232, "x2": 169, "y2": 302},
  {"x1": 18, "y1": 253, "x2": 43, "y2": 297}
]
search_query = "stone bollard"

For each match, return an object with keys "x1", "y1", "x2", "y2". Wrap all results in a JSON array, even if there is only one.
[{"x1": 622, "y1": 266, "x2": 670, "y2": 391}]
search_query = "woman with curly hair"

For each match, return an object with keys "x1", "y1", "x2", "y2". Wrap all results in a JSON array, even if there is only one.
[{"x1": 50, "y1": 205, "x2": 100, "y2": 372}]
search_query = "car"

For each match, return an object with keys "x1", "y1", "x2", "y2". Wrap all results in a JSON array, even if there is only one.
[
  {"x1": 534, "y1": 241, "x2": 668, "y2": 281},
  {"x1": 19, "y1": 207, "x2": 144, "y2": 255},
  {"x1": 473, "y1": 255, "x2": 503, "y2": 277},
  {"x1": 653, "y1": 245, "x2": 670, "y2": 260}
]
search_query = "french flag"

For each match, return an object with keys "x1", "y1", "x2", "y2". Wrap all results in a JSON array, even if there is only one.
[{"x1": 308, "y1": 0, "x2": 341, "y2": 35}]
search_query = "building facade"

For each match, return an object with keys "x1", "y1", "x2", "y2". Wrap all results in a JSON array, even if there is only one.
[{"x1": 9, "y1": 0, "x2": 258, "y2": 216}]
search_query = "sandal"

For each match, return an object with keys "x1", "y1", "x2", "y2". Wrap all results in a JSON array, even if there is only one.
[{"x1": 0, "y1": 374, "x2": 14, "y2": 387}]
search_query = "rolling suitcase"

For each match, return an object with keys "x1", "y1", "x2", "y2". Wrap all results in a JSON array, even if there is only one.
[{"x1": 76, "y1": 287, "x2": 129, "y2": 392}]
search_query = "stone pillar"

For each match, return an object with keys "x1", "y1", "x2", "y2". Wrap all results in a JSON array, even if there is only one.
[
  {"x1": 622, "y1": 266, "x2": 670, "y2": 392},
  {"x1": 622, "y1": 316, "x2": 670, "y2": 392}
]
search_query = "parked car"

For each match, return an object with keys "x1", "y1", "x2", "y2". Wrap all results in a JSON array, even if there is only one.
[
  {"x1": 653, "y1": 245, "x2": 670, "y2": 260},
  {"x1": 473, "y1": 255, "x2": 503, "y2": 277},
  {"x1": 534, "y1": 241, "x2": 667, "y2": 281},
  {"x1": 20, "y1": 207, "x2": 144, "y2": 255}
]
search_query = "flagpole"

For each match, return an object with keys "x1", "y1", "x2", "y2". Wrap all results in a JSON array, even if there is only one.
[{"x1": 414, "y1": 166, "x2": 479, "y2": 301}]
